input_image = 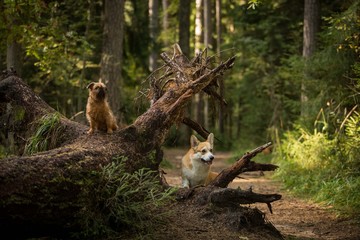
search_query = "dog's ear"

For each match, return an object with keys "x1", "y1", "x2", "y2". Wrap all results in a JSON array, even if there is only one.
[
  {"x1": 207, "y1": 133, "x2": 214, "y2": 148},
  {"x1": 190, "y1": 135, "x2": 200, "y2": 149},
  {"x1": 86, "y1": 82, "x2": 95, "y2": 90}
]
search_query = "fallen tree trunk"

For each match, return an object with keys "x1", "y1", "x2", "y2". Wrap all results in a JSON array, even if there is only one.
[
  {"x1": 0, "y1": 45, "x2": 281, "y2": 238},
  {"x1": 0, "y1": 45, "x2": 235, "y2": 233}
]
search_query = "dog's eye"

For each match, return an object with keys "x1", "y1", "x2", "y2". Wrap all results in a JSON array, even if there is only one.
[
  {"x1": 210, "y1": 149, "x2": 213, "y2": 152},
  {"x1": 202, "y1": 149, "x2": 206, "y2": 153}
]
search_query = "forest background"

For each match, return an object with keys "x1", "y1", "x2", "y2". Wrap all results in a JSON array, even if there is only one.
[{"x1": 1, "y1": 0, "x2": 359, "y2": 217}]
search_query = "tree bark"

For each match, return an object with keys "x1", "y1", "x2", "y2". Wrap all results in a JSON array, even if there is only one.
[
  {"x1": 203, "y1": 0, "x2": 213, "y2": 49},
  {"x1": 5, "y1": 3, "x2": 22, "y2": 76},
  {"x1": 177, "y1": 0, "x2": 192, "y2": 145},
  {"x1": 100, "y1": 0, "x2": 124, "y2": 122},
  {"x1": 216, "y1": 0, "x2": 225, "y2": 134},
  {"x1": 203, "y1": 0, "x2": 212, "y2": 130},
  {"x1": 301, "y1": 0, "x2": 319, "y2": 117},
  {"x1": 162, "y1": 0, "x2": 169, "y2": 45},
  {"x1": 178, "y1": 0, "x2": 191, "y2": 62},
  {"x1": 149, "y1": 0, "x2": 159, "y2": 72}
]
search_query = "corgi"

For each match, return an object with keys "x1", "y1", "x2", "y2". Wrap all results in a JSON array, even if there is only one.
[{"x1": 181, "y1": 133, "x2": 218, "y2": 188}]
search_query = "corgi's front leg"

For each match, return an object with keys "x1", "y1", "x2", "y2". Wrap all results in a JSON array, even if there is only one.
[{"x1": 182, "y1": 178, "x2": 190, "y2": 188}]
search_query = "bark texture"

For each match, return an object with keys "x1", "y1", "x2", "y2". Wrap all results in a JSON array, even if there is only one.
[{"x1": 100, "y1": 0, "x2": 125, "y2": 120}]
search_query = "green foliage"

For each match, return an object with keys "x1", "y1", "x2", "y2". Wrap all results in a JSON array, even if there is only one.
[
  {"x1": 273, "y1": 111, "x2": 360, "y2": 216},
  {"x1": 1, "y1": 0, "x2": 100, "y2": 117},
  {"x1": 339, "y1": 111, "x2": 360, "y2": 171},
  {"x1": 24, "y1": 113, "x2": 63, "y2": 155},
  {"x1": 248, "y1": 0, "x2": 261, "y2": 10},
  {"x1": 220, "y1": 0, "x2": 304, "y2": 146},
  {"x1": 272, "y1": 1, "x2": 360, "y2": 216},
  {"x1": 75, "y1": 157, "x2": 176, "y2": 239}
]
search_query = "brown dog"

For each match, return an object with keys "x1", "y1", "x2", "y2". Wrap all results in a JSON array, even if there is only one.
[{"x1": 86, "y1": 81, "x2": 118, "y2": 134}]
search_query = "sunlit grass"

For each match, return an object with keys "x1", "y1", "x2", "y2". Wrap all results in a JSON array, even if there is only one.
[{"x1": 273, "y1": 116, "x2": 360, "y2": 217}]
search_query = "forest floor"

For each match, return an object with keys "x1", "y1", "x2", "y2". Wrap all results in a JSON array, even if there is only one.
[{"x1": 158, "y1": 148, "x2": 360, "y2": 240}]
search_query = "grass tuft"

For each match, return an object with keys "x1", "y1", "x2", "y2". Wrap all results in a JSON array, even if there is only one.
[{"x1": 24, "y1": 113, "x2": 64, "y2": 155}]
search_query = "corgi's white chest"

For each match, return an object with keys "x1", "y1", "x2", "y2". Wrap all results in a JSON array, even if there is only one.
[{"x1": 183, "y1": 155, "x2": 210, "y2": 187}]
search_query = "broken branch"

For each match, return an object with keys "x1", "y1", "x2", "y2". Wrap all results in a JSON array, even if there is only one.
[
  {"x1": 210, "y1": 188, "x2": 281, "y2": 209},
  {"x1": 210, "y1": 142, "x2": 273, "y2": 188}
]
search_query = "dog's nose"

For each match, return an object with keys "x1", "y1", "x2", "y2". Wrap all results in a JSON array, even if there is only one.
[{"x1": 210, "y1": 155, "x2": 214, "y2": 160}]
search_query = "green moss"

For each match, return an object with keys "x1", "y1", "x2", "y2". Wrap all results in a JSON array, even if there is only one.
[{"x1": 13, "y1": 105, "x2": 26, "y2": 122}]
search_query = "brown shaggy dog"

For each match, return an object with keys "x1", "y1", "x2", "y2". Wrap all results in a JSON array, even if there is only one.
[{"x1": 86, "y1": 81, "x2": 118, "y2": 134}]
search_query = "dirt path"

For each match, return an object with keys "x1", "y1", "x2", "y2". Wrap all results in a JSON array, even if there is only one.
[{"x1": 163, "y1": 148, "x2": 360, "y2": 240}]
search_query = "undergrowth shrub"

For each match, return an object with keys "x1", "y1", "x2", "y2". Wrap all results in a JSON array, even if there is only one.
[
  {"x1": 75, "y1": 157, "x2": 176, "y2": 239},
  {"x1": 273, "y1": 111, "x2": 360, "y2": 216}
]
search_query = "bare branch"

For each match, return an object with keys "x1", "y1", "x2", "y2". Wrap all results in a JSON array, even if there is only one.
[
  {"x1": 210, "y1": 188, "x2": 281, "y2": 208},
  {"x1": 210, "y1": 142, "x2": 273, "y2": 188}
]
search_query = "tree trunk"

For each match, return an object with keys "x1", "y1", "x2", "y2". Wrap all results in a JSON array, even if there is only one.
[
  {"x1": 78, "y1": 0, "x2": 94, "y2": 114},
  {"x1": 162, "y1": 0, "x2": 169, "y2": 45},
  {"x1": 216, "y1": 0, "x2": 225, "y2": 134},
  {"x1": 6, "y1": 5, "x2": 22, "y2": 76},
  {"x1": 195, "y1": 0, "x2": 203, "y2": 54},
  {"x1": 6, "y1": 41, "x2": 21, "y2": 76},
  {"x1": 100, "y1": 0, "x2": 124, "y2": 123},
  {"x1": 178, "y1": 0, "x2": 192, "y2": 144},
  {"x1": 193, "y1": 0, "x2": 203, "y2": 130},
  {"x1": 301, "y1": 0, "x2": 319, "y2": 117},
  {"x1": 149, "y1": 0, "x2": 159, "y2": 72},
  {"x1": 178, "y1": 0, "x2": 191, "y2": 59},
  {"x1": 203, "y1": 0, "x2": 212, "y2": 130},
  {"x1": 203, "y1": 0, "x2": 213, "y2": 49}
]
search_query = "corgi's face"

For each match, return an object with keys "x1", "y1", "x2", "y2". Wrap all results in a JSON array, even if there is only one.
[{"x1": 191, "y1": 133, "x2": 214, "y2": 165}]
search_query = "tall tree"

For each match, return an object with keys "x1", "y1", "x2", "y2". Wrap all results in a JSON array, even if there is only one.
[
  {"x1": 193, "y1": 0, "x2": 204, "y2": 127},
  {"x1": 149, "y1": 0, "x2": 159, "y2": 72},
  {"x1": 203, "y1": 0, "x2": 213, "y2": 49},
  {"x1": 78, "y1": 0, "x2": 94, "y2": 114},
  {"x1": 178, "y1": 0, "x2": 192, "y2": 144},
  {"x1": 100, "y1": 0, "x2": 125, "y2": 123},
  {"x1": 178, "y1": 0, "x2": 191, "y2": 57},
  {"x1": 216, "y1": 0, "x2": 225, "y2": 134},
  {"x1": 4, "y1": 2, "x2": 22, "y2": 75},
  {"x1": 301, "y1": 0, "x2": 319, "y2": 117},
  {"x1": 195, "y1": 0, "x2": 203, "y2": 54},
  {"x1": 203, "y1": 0, "x2": 213, "y2": 130},
  {"x1": 162, "y1": 0, "x2": 169, "y2": 46}
]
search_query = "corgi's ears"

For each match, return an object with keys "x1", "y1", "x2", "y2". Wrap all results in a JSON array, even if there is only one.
[
  {"x1": 207, "y1": 133, "x2": 214, "y2": 148},
  {"x1": 190, "y1": 133, "x2": 214, "y2": 148},
  {"x1": 190, "y1": 135, "x2": 200, "y2": 148}
]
